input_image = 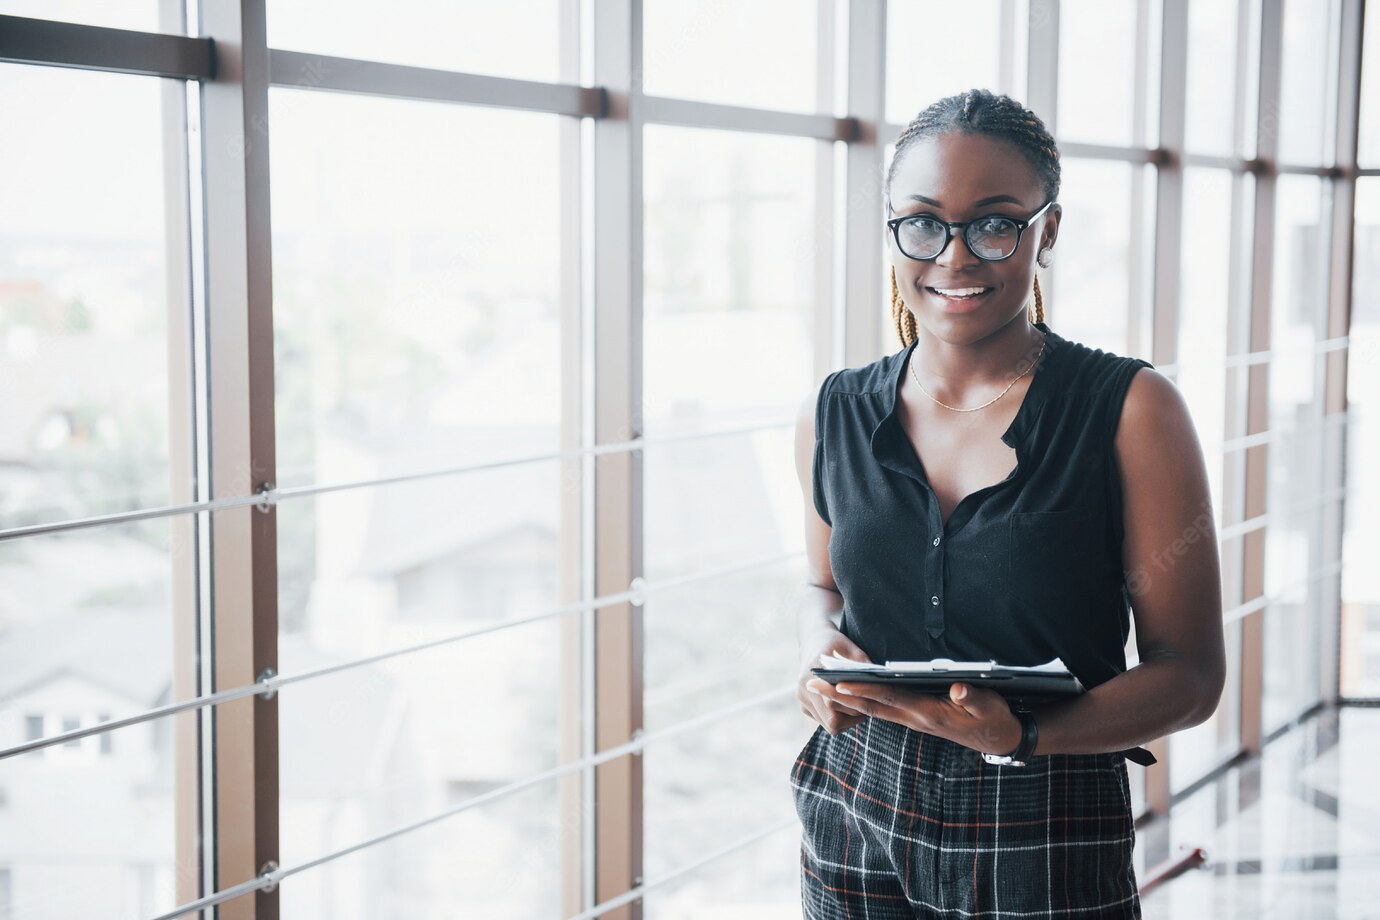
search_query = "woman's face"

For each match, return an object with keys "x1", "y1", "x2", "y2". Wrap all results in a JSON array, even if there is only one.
[{"x1": 887, "y1": 131, "x2": 1060, "y2": 339}]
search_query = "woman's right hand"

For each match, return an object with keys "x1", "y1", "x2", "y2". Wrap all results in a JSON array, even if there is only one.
[{"x1": 797, "y1": 629, "x2": 873, "y2": 736}]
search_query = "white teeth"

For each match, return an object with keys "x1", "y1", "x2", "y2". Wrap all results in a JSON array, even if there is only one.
[{"x1": 931, "y1": 287, "x2": 989, "y2": 297}]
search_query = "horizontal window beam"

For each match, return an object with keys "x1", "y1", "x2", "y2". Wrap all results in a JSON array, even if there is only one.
[
  {"x1": 268, "y1": 49, "x2": 604, "y2": 117},
  {"x1": 0, "y1": 14, "x2": 213, "y2": 80},
  {"x1": 642, "y1": 94, "x2": 857, "y2": 140}
]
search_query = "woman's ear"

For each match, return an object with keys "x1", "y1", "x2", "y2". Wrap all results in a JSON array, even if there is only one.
[{"x1": 1040, "y1": 203, "x2": 1062, "y2": 250}]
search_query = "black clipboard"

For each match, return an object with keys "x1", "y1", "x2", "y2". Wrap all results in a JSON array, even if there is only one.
[
  {"x1": 810, "y1": 657, "x2": 1159, "y2": 766},
  {"x1": 810, "y1": 665, "x2": 1084, "y2": 707}
]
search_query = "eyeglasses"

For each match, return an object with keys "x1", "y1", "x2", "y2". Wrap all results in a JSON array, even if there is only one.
[{"x1": 886, "y1": 198, "x2": 1054, "y2": 262}]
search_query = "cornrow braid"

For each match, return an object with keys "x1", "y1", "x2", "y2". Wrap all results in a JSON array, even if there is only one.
[{"x1": 886, "y1": 88, "x2": 1059, "y2": 347}]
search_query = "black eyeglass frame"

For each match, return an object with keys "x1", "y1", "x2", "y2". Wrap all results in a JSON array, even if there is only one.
[{"x1": 885, "y1": 198, "x2": 1056, "y2": 262}]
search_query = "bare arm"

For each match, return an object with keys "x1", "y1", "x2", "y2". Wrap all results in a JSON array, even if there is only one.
[
  {"x1": 794, "y1": 380, "x2": 873, "y2": 734},
  {"x1": 1023, "y1": 367, "x2": 1228, "y2": 754},
  {"x1": 793, "y1": 384, "x2": 843, "y2": 652}
]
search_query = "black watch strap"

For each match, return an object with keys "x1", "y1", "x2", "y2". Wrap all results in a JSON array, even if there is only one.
[{"x1": 1010, "y1": 708, "x2": 1039, "y2": 761}]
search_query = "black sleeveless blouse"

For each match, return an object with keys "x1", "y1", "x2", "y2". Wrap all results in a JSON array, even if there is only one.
[{"x1": 812, "y1": 321, "x2": 1155, "y2": 694}]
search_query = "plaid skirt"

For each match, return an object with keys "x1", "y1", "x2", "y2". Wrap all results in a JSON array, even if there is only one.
[{"x1": 789, "y1": 715, "x2": 1140, "y2": 919}]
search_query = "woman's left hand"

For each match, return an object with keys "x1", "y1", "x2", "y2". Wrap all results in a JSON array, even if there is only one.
[{"x1": 805, "y1": 678, "x2": 1023, "y2": 756}]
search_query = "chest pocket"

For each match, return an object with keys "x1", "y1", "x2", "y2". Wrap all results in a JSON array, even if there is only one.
[{"x1": 1008, "y1": 505, "x2": 1113, "y2": 619}]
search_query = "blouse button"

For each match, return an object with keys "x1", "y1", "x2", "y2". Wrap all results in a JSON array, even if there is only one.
[
  {"x1": 930, "y1": 595, "x2": 940, "y2": 606},
  {"x1": 932, "y1": 535, "x2": 941, "y2": 546}
]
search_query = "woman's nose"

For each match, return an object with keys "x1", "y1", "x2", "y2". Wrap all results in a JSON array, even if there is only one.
[{"x1": 933, "y1": 229, "x2": 982, "y2": 267}]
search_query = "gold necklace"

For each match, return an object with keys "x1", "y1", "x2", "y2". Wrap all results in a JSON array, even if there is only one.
[{"x1": 908, "y1": 331, "x2": 1047, "y2": 412}]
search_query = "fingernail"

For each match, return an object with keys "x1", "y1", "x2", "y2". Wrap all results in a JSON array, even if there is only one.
[{"x1": 836, "y1": 685, "x2": 853, "y2": 695}]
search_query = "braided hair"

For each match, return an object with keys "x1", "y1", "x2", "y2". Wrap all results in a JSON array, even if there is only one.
[{"x1": 886, "y1": 89, "x2": 1060, "y2": 346}]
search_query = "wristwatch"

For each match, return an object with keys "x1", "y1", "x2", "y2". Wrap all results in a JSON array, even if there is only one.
[{"x1": 982, "y1": 707, "x2": 1038, "y2": 766}]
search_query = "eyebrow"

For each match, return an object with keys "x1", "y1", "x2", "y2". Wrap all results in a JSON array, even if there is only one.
[{"x1": 904, "y1": 193, "x2": 1024, "y2": 209}]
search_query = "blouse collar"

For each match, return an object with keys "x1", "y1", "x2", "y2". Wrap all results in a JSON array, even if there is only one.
[{"x1": 869, "y1": 322, "x2": 1065, "y2": 482}]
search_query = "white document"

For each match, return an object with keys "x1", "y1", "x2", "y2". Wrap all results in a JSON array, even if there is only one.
[{"x1": 816, "y1": 649, "x2": 1072, "y2": 675}]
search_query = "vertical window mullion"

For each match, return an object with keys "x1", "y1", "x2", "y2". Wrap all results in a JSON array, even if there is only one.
[
  {"x1": 557, "y1": 0, "x2": 589, "y2": 915},
  {"x1": 1025, "y1": 0, "x2": 1060, "y2": 311},
  {"x1": 198, "y1": 0, "x2": 281, "y2": 914},
  {"x1": 591, "y1": 0, "x2": 645, "y2": 911},
  {"x1": 843, "y1": 0, "x2": 885, "y2": 363},
  {"x1": 1139, "y1": 0, "x2": 1189, "y2": 817},
  {"x1": 1238, "y1": 0, "x2": 1283, "y2": 758},
  {"x1": 1323, "y1": 0, "x2": 1365, "y2": 703}
]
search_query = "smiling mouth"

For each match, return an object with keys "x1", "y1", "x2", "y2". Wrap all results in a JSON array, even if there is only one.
[{"x1": 926, "y1": 286, "x2": 993, "y2": 301}]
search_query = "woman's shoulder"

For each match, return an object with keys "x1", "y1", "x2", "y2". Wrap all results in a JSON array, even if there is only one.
[
  {"x1": 1048, "y1": 330, "x2": 1155, "y2": 388},
  {"x1": 820, "y1": 345, "x2": 911, "y2": 400}
]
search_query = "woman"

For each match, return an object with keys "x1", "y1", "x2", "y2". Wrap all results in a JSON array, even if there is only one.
[{"x1": 789, "y1": 88, "x2": 1225, "y2": 918}]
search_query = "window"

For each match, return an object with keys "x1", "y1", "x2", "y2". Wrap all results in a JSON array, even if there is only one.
[
  {"x1": 886, "y1": 0, "x2": 1006, "y2": 126},
  {"x1": 1057, "y1": 0, "x2": 1144, "y2": 146},
  {"x1": 1276, "y1": 0, "x2": 1337, "y2": 166},
  {"x1": 1184, "y1": 0, "x2": 1243, "y2": 156},
  {"x1": 1360, "y1": 0, "x2": 1380, "y2": 165},
  {"x1": 265, "y1": 0, "x2": 562, "y2": 81},
  {"x1": 641, "y1": 125, "x2": 818, "y2": 910},
  {"x1": 1168, "y1": 167, "x2": 1240, "y2": 790},
  {"x1": 642, "y1": 0, "x2": 817, "y2": 113},
  {"x1": 1340, "y1": 178, "x2": 1380, "y2": 696},
  {"x1": 1046, "y1": 158, "x2": 1141, "y2": 354},
  {"x1": 1262, "y1": 175, "x2": 1328, "y2": 733}
]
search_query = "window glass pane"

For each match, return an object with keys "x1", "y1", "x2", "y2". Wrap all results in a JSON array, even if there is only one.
[
  {"x1": 642, "y1": 125, "x2": 817, "y2": 910},
  {"x1": 1263, "y1": 175, "x2": 1327, "y2": 732},
  {"x1": 1360, "y1": 0, "x2": 1380, "y2": 166},
  {"x1": 1341, "y1": 177, "x2": 1380, "y2": 696},
  {"x1": 642, "y1": 126, "x2": 818, "y2": 442},
  {"x1": 1185, "y1": 0, "x2": 1241, "y2": 156},
  {"x1": 269, "y1": 89, "x2": 561, "y2": 489},
  {"x1": 0, "y1": 63, "x2": 189, "y2": 524},
  {"x1": 885, "y1": 0, "x2": 1003, "y2": 126},
  {"x1": 269, "y1": 89, "x2": 568, "y2": 916},
  {"x1": 644, "y1": 824, "x2": 800, "y2": 918},
  {"x1": 1175, "y1": 168, "x2": 1231, "y2": 515},
  {"x1": 278, "y1": 776, "x2": 563, "y2": 916},
  {"x1": 1275, "y1": 0, "x2": 1335, "y2": 165},
  {"x1": 1047, "y1": 158, "x2": 1136, "y2": 354},
  {"x1": 642, "y1": 0, "x2": 817, "y2": 113},
  {"x1": 277, "y1": 485, "x2": 567, "y2": 917},
  {"x1": 0, "y1": 0, "x2": 161, "y2": 32},
  {"x1": 642, "y1": 563, "x2": 808, "y2": 914},
  {"x1": 1057, "y1": 0, "x2": 1139, "y2": 146},
  {"x1": 0, "y1": 519, "x2": 188, "y2": 918},
  {"x1": 266, "y1": 0, "x2": 560, "y2": 83},
  {"x1": 1168, "y1": 168, "x2": 1238, "y2": 790}
]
